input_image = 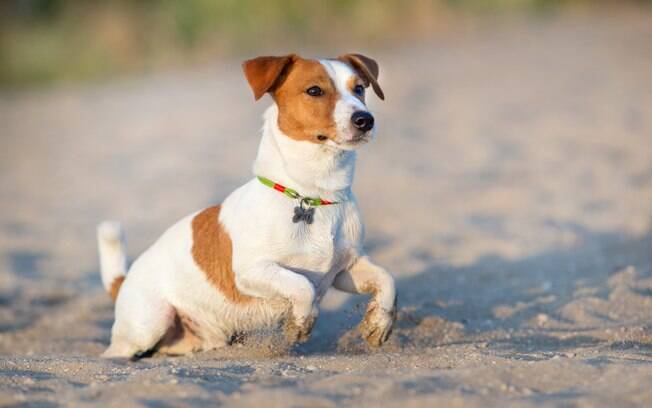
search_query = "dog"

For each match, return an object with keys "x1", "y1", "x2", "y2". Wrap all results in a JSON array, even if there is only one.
[{"x1": 97, "y1": 53, "x2": 397, "y2": 358}]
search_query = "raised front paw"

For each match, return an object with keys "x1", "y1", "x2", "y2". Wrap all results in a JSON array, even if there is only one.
[
  {"x1": 283, "y1": 308, "x2": 318, "y2": 344},
  {"x1": 359, "y1": 296, "x2": 397, "y2": 347}
]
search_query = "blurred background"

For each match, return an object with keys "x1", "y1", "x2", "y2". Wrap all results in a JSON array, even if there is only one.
[
  {"x1": 1, "y1": 0, "x2": 647, "y2": 87},
  {"x1": 2, "y1": 1, "x2": 652, "y2": 406}
]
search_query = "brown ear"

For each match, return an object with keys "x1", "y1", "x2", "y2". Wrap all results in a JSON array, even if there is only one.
[
  {"x1": 242, "y1": 54, "x2": 297, "y2": 100},
  {"x1": 339, "y1": 53, "x2": 384, "y2": 100}
]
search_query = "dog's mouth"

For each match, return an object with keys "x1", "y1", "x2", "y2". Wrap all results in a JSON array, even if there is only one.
[
  {"x1": 318, "y1": 130, "x2": 371, "y2": 150},
  {"x1": 346, "y1": 131, "x2": 372, "y2": 145}
]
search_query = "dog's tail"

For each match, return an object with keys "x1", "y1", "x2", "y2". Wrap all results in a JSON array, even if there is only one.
[{"x1": 97, "y1": 221, "x2": 128, "y2": 302}]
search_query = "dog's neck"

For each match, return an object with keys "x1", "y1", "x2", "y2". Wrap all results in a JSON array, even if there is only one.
[{"x1": 253, "y1": 104, "x2": 356, "y2": 198}]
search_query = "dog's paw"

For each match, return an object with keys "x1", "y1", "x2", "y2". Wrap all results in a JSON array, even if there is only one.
[
  {"x1": 283, "y1": 308, "x2": 317, "y2": 344},
  {"x1": 359, "y1": 298, "x2": 397, "y2": 347},
  {"x1": 101, "y1": 343, "x2": 142, "y2": 360}
]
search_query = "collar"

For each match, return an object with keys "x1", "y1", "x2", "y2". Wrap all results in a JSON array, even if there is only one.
[{"x1": 256, "y1": 176, "x2": 338, "y2": 207}]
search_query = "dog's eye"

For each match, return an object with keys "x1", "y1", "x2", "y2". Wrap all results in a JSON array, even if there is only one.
[
  {"x1": 353, "y1": 85, "x2": 365, "y2": 97},
  {"x1": 306, "y1": 86, "x2": 324, "y2": 97}
]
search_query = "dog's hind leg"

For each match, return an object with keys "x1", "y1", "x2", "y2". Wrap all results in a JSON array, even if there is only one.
[
  {"x1": 102, "y1": 277, "x2": 176, "y2": 359},
  {"x1": 157, "y1": 313, "x2": 205, "y2": 356}
]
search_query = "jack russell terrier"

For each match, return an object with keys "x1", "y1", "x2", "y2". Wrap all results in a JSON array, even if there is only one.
[{"x1": 98, "y1": 53, "x2": 397, "y2": 358}]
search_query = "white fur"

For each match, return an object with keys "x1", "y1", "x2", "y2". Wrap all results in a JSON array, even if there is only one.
[
  {"x1": 320, "y1": 59, "x2": 371, "y2": 145},
  {"x1": 97, "y1": 221, "x2": 127, "y2": 291},
  {"x1": 100, "y1": 60, "x2": 396, "y2": 358}
]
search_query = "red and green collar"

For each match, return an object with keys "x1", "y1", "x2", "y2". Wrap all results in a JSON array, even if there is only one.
[{"x1": 257, "y1": 176, "x2": 338, "y2": 206}]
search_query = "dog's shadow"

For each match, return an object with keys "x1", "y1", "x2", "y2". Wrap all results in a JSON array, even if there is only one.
[{"x1": 298, "y1": 225, "x2": 652, "y2": 357}]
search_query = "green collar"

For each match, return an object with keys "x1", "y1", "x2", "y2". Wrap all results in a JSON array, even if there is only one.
[{"x1": 257, "y1": 176, "x2": 339, "y2": 207}]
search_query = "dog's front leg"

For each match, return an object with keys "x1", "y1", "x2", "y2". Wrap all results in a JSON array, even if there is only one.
[
  {"x1": 237, "y1": 263, "x2": 317, "y2": 344},
  {"x1": 333, "y1": 256, "x2": 397, "y2": 347}
]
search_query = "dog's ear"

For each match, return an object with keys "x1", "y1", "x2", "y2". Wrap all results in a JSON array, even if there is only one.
[
  {"x1": 339, "y1": 53, "x2": 384, "y2": 100},
  {"x1": 242, "y1": 54, "x2": 297, "y2": 100}
]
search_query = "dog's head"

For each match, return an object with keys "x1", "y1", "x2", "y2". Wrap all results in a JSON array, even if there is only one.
[{"x1": 243, "y1": 54, "x2": 384, "y2": 150}]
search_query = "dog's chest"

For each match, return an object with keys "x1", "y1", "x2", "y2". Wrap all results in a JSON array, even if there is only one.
[
  {"x1": 280, "y1": 215, "x2": 343, "y2": 268},
  {"x1": 273, "y1": 208, "x2": 355, "y2": 288}
]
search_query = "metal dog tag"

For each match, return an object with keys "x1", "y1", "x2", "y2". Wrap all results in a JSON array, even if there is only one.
[{"x1": 292, "y1": 199, "x2": 315, "y2": 224}]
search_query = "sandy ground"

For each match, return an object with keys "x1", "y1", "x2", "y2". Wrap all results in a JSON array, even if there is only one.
[{"x1": 1, "y1": 9, "x2": 652, "y2": 408}]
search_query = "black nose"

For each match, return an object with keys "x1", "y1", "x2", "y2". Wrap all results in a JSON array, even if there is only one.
[{"x1": 351, "y1": 111, "x2": 374, "y2": 132}]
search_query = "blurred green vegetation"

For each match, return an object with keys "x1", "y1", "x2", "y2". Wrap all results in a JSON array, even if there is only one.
[{"x1": 0, "y1": 0, "x2": 643, "y2": 87}]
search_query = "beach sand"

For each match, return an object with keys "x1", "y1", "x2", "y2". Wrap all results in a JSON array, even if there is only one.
[{"x1": 1, "y1": 9, "x2": 652, "y2": 407}]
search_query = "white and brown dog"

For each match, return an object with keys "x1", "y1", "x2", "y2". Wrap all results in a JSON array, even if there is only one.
[{"x1": 98, "y1": 53, "x2": 397, "y2": 358}]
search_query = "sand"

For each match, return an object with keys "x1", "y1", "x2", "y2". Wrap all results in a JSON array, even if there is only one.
[{"x1": 1, "y1": 9, "x2": 652, "y2": 408}]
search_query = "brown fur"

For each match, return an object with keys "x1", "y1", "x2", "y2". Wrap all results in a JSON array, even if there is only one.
[
  {"x1": 191, "y1": 206, "x2": 253, "y2": 304},
  {"x1": 338, "y1": 54, "x2": 384, "y2": 100},
  {"x1": 347, "y1": 75, "x2": 365, "y2": 103},
  {"x1": 272, "y1": 58, "x2": 340, "y2": 143},
  {"x1": 157, "y1": 313, "x2": 203, "y2": 355},
  {"x1": 109, "y1": 276, "x2": 125, "y2": 302},
  {"x1": 242, "y1": 54, "x2": 297, "y2": 100},
  {"x1": 242, "y1": 53, "x2": 385, "y2": 143}
]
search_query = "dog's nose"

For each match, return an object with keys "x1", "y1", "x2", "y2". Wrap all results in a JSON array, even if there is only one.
[{"x1": 351, "y1": 111, "x2": 374, "y2": 132}]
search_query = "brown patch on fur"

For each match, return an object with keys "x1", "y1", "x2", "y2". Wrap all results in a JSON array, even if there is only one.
[
  {"x1": 179, "y1": 314, "x2": 202, "y2": 340},
  {"x1": 157, "y1": 313, "x2": 203, "y2": 355},
  {"x1": 346, "y1": 75, "x2": 365, "y2": 103},
  {"x1": 242, "y1": 54, "x2": 297, "y2": 100},
  {"x1": 272, "y1": 58, "x2": 340, "y2": 143},
  {"x1": 109, "y1": 276, "x2": 125, "y2": 302},
  {"x1": 338, "y1": 53, "x2": 384, "y2": 100},
  {"x1": 191, "y1": 206, "x2": 253, "y2": 304}
]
